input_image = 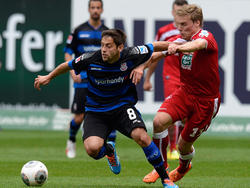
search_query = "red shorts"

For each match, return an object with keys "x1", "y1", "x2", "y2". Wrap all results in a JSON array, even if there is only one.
[
  {"x1": 158, "y1": 87, "x2": 221, "y2": 142},
  {"x1": 162, "y1": 56, "x2": 180, "y2": 98},
  {"x1": 163, "y1": 79, "x2": 180, "y2": 98}
]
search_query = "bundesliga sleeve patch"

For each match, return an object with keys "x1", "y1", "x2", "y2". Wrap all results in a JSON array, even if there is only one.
[
  {"x1": 66, "y1": 35, "x2": 73, "y2": 44},
  {"x1": 137, "y1": 45, "x2": 148, "y2": 54},
  {"x1": 199, "y1": 30, "x2": 209, "y2": 38},
  {"x1": 75, "y1": 56, "x2": 82, "y2": 63}
]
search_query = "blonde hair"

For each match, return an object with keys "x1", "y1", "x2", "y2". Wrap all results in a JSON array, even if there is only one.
[{"x1": 176, "y1": 4, "x2": 203, "y2": 27}]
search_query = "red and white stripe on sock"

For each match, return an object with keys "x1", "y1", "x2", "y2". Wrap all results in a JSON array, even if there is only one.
[
  {"x1": 153, "y1": 129, "x2": 169, "y2": 169},
  {"x1": 178, "y1": 146, "x2": 195, "y2": 173}
]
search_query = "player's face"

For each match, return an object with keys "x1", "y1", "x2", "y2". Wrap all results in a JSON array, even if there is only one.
[
  {"x1": 101, "y1": 36, "x2": 123, "y2": 63},
  {"x1": 89, "y1": 1, "x2": 103, "y2": 21},
  {"x1": 175, "y1": 14, "x2": 200, "y2": 40}
]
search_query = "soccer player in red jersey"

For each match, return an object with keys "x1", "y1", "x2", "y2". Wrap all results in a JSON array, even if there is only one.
[
  {"x1": 132, "y1": 4, "x2": 221, "y2": 184},
  {"x1": 143, "y1": 0, "x2": 188, "y2": 183}
]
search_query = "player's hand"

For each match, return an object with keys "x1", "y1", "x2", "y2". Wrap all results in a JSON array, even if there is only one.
[
  {"x1": 130, "y1": 65, "x2": 144, "y2": 85},
  {"x1": 70, "y1": 70, "x2": 82, "y2": 83},
  {"x1": 34, "y1": 75, "x2": 51, "y2": 91},
  {"x1": 168, "y1": 43, "x2": 179, "y2": 54},
  {"x1": 143, "y1": 80, "x2": 152, "y2": 91}
]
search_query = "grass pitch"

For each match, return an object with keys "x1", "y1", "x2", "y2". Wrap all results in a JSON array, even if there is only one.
[{"x1": 0, "y1": 130, "x2": 250, "y2": 188}]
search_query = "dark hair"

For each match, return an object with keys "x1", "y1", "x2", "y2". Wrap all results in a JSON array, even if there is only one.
[
  {"x1": 88, "y1": 0, "x2": 103, "y2": 8},
  {"x1": 172, "y1": 0, "x2": 188, "y2": 8},
  {"x1": 102, "y1": 29, "x2": 127, "y2": 46}
]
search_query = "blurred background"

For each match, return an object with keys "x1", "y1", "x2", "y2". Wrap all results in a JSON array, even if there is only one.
[{"x1": 0, "y1": 0, "x2": 250, "y2": 136}]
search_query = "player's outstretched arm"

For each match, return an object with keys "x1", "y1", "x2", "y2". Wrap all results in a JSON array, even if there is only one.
[
  {"x1": 130, "y1": 52, "x2": 166, "y2": 85},
  {"x1": 69, "y1": 70, "x2": 82, "y2": 83},
  {"x1": 152, "y1": 41, "x2": 170, "y2": 52},
  {"x1": 130, "y1": 63, "x2": 145, "y2": 85},
  {"x1": 169, "y1": 39, "x2": 207, "y2": 54},
  {"x1": 64, "y1": 53, "x2": 82, "y2": 83},
  {"x1": 143, "y1": 52, "x2": 166, "y2": 91},
  {"x1": 34, "y1": 62, "x2": 71, "y2": 91}
]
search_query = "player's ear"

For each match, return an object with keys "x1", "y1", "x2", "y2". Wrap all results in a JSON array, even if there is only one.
[
  {"x1": 194, "y1": 20, "x2": 201, "y2": 27},
  {"x1": 118, "y1": 44, "x2": 124, "y2": 52}
]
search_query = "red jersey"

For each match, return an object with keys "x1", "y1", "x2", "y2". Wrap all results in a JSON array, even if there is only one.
[
  {"x1": 170, "y1": 29, "x2": 220, "y2": 98},
  {"x1": 155, "y1": 22, "x2": 180, "y2": 85}
]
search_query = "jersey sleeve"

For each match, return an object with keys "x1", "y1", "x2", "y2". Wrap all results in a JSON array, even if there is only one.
[
  {"x1": 126, "y1": 43, "x2": 154, "y2": 67},
  {"x1": 205, "y1": 34, "x2": 217, "y2": 51},
  {"x1": 64, "y1": 29, "x2": 78, "y2": 55},
  {"x1": 68, "y1": 51, "x2": 98, "y2": 75},
  {"x1": 197, "y1": 30, "x2": 217, "y2": 51}
]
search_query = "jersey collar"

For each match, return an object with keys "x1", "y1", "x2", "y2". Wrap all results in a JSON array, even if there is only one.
[{"x1": 87, "y1": 21, "x2": 103, "y2": 30}]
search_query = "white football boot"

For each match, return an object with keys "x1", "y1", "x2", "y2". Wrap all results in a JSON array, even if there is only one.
[{"x1": 66, "y1": 140, "x2": 76, "y2": 158}]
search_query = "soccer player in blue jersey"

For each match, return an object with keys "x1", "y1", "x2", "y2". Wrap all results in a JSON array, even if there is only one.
[
  {"x1": 64, "y1": 0, "x2": 116, "y2": 158},
  {"x1": 34, "y1": 29, "x2": 178, "y2": 188}
]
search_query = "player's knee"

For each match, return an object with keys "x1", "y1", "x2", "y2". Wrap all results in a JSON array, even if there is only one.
[
  {"x1": 131, "y1": 128, "x2": 151, "y2": 147},
  {"x1": 84, "y1": 141, "x2": 101, "y2": 158},
  {"x1": 85, "y1": 146, "x2": 100, "y2": 158},
  {"x1": 137, "y1": 135, "x2": 151, "y2": 147},
  {"x1": 153, "y1": 113, "x2": 172, "y2": 132},
  {"x1": 153, "y1": 116, "x2": 165, "y2": 132}
]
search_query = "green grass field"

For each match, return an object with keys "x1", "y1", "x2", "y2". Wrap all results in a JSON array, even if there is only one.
[{"x1": 0, "y1": 130, "x2": 250, "y2": 188}]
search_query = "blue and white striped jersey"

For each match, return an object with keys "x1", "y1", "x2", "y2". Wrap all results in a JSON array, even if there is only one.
[
  {"x1": 64, "y1": 21, "x2": 109, "y2": 88},
  {"x1": 68, "y1": 44, "x2": 154, "y2": 112}
]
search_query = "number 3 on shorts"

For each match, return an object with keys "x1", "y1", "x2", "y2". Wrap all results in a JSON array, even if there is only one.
[
  {"x1": 127, "y1": 108, "x2": 137, "y2": 120},
  {"x1": 190, "y1": 128, "x2": 199, "y2": 137}
]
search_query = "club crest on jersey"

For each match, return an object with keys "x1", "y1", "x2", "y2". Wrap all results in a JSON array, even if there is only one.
[
  {"x1": 120, "y1": 62, "x2": 128, "y2": 71},
  {"x1": 181, "y1": 54, "x2": 193, "y2": 70},
  {"x1": 137, "y1": 45, "x2": 148, "y2": 54}
]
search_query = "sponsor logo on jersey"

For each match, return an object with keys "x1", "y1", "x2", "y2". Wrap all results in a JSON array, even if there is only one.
[
  {"x1": 181, "y1": 54, "x2": 193, "y2": 70},
  {"x1": 79, "y1": 33, "x2": 90, "y2": 38},
  {"x1": 66, "y1": 35, "x2": 73, "y2": 44},
  {"x1": 83, "y1": 45, "x2": 101, "y2": 52},
  {"x1": 137, "y1": 45, "x2": 148, "y2": 54},
  {"x1": 120, "y1": 62, "x2": 128, "y2": 71},
  {"x1": 199, "y1": 30, "x2": 209, "y2": 38},
  {"x1": 95, "y1": 76, "x2": 124, "y2": 85},
  {"x1": 90, "y1": 67, "x2": 102, "y2": 70}
]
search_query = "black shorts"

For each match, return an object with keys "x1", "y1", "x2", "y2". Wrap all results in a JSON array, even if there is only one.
[
  {"x1": 82, "y1": 104, "x2": 147, "y2": 141},
  {"x1": 71, "y1": 88, "x2": 88, "y2": 114}
]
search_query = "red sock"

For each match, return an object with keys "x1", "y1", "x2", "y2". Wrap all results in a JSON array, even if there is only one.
[
  {"x1": 177, "y1": 147, "x2": 195, "y2": 173},
  {"x1": 168, "y1": 124, "x2": 177, "y2": 151},
  {"x1": 177, "y1": 158, "x2": 191, "y2": 173},
  {"x1": 153, "y1": 130, "x2": 169, "y2": 169}
]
